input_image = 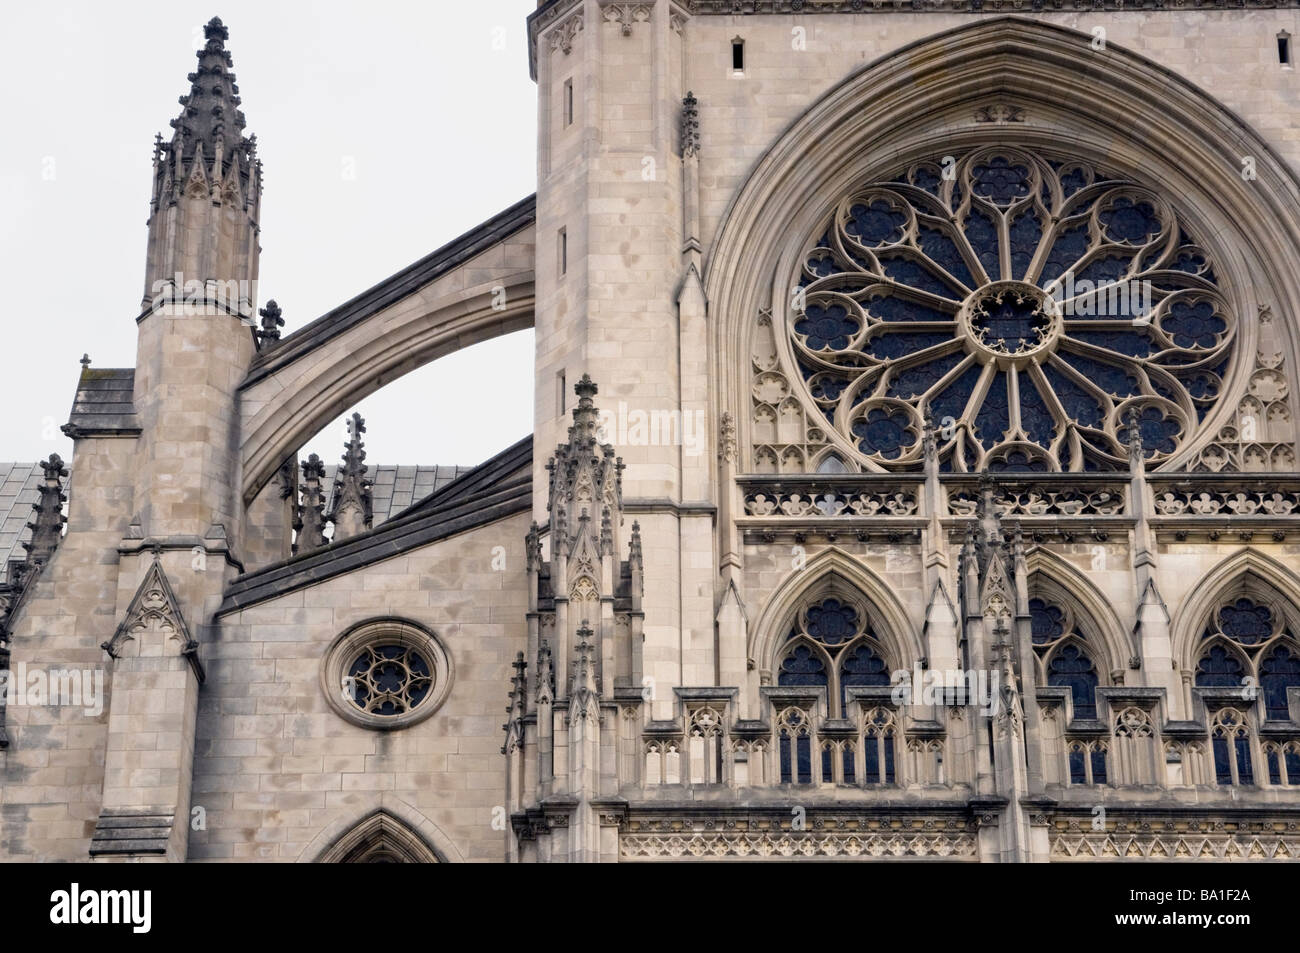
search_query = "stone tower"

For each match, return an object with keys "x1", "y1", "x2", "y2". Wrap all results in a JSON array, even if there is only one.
[{"x1": 5, "y1": 6, "x2": 1300, "y2": 866}]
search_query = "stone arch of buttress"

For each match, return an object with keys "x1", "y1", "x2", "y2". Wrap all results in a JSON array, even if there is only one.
[{"x1": 239, "y1": 204, "x2": 535, "y2": 504}]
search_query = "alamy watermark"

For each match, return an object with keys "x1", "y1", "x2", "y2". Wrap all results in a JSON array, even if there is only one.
[
  {"x1": 0, "y1": 663, "x2": 104, "y2": 717},
  {"x1": 890, "y1": 664, "x2": 1001, "y2": 716},
  {"x1": 148, "y1": 273, "x2": 258, "y2": 322},
  {"x1": 597, "y1": 402, "x2": 708, "y2": 457},
  {"x1": 1048, "y1": 272, "x2": 1153, "y2": 320}
]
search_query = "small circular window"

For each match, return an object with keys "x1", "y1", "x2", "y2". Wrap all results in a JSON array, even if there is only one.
[{"x1": 321, "y1": 619, "x2": 452, "y2": 730}]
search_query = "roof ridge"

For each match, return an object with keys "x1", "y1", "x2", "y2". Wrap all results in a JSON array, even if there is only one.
[{"x1": 219, "y1": 477, "x2": 531, "y2": 614}]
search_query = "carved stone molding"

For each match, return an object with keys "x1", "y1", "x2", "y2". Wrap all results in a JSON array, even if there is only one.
[
  {"x1": 602, "y1": 2, "x2": 653, "y2": 35},
  {"x1": 1151, "y1": 488, "x2": 1300, "y2": 517},
  {"x1": 1051, "y1": 832, "x2": 1298, "y2": 860},
  {"x1": 974, "y1": 103, "x2": 1025, "y2": 123},
  {"x1": 948, "y1": 484, "x2": 1125, "y2": 518},
  {"x1": 681, "y1": 91, "x2": 700, "y2": 158},
  {"x1": 621, "y1": 829, "x2": 977, "y2": 859},
  {"x1": 687, "y1": 0, "x2": 1298, "y2": 12},
  {"x1": 549, "y1": 11, "x2": 585, "y2": 55}
]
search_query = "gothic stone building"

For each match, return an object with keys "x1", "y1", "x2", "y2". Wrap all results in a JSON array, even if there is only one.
[{"x1": 3, "y1": 4, "x2": 1300, "y2": 863}]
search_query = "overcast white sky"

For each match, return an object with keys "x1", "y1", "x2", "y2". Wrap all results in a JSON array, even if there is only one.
[{"x1": 0, "y1": 1, "x2": 538, "y2": 468}]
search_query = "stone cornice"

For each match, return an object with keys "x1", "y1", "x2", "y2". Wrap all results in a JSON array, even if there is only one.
[
  {"x1": 690, "y1": 0, "x2": 1297, "y2": 11},
  {"x1": 527, "y1": 0, "x2": 1299, "y2": 78}
]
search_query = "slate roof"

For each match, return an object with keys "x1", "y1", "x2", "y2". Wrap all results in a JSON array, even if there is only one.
[
  {"x1": 218, "y1": 436, "x2": 533, "y2": 614},
  {"x1": 320, "y1": 464, "x2": 473, "y2": 524},
  {"x1": 0, "y1": 463, "x2": 43, "y2": 583},
  {"x1": 64, "y1": 367, "x2": 140, "y2": 437}
]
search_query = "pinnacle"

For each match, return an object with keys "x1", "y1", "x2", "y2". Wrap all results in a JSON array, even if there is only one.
[{"x1": 157, "y1": 15, "x2": 256, "y2": 193}]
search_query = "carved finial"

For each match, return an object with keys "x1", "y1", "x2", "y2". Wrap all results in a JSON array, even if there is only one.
[
  {"x1": 681, "y1": 91, "x2": 700, "y2": 158},
  {"x1": 22, "y1": 455, "x2": 69, "y2": 569},
  {"x1": 975, "y1": 470, "x2": 1003, "y2": 552},
  {"x1": 571, "y1": 623, "x2": 598, "y2": 697},
  {"x1": 257, "y1": 299, "x2": 284, "y2": 346},
  {"x1": 1124, "y1": 405, "x2": 1145, "y2": 465},
  {"x1": 922, "y1": 408, "x2": 938, "y2": 458},
  {"x1": 294, "y1": 453, "x2": 329, "y2": 553},
  {"x1": 574, "y1": 373, "x2": 598, "y2": 402},
  {"x1": 629, "y1": 520, "x2": 643, "y2": 571},
  {"x1": 718, "y1": 411, "x2": 737, "y2": 464},
  {"x1": 329, "y1": 413, "x2": 373, "y2": 542},
  {"x1": 536, "y1": 640, "x2": 554, "y2": 705},
  {"x1": 204, "y1": 16, "x2": 229, "y2": 44},
  {"x1": 600, "y1": 509, "x2": 613, "y2": 557},
  {"x1": 79, "y1": 354, "x2": 91, "y2": 369},
  {"x1": 525, "y1": 521, "x2": 544, "y2": 572},
  {"x1": 502, "y1": 651, "x2": 529, "y2": 754}
]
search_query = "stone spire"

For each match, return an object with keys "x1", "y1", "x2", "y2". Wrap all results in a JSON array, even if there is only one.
[
  {"x1": 1124, "y1": 405, "x2": 1145, "y2": 469},
  {"x1": 502, "y1": 652, "x2": 528, "y2": 755},
  {"x1": 329, "y1": 413, "x2": 373, "y2": 542},
  {"x1": 970, "y1": 470, "x2": 1008, "y2": 576},
  {"x1": 628, "y1": 520, "x2": 643, "y2": 573},
  {"x1": 23, "y1": 455, "x2": 69, "y2": 570},
  {"x1": 0, "y1": 454, "x2": 69, "y2": 747},
  {"x1": 143, "y1": 15, "x2": 262, "y2": 315},
  {"x1": 0, "y1": 454, "x2": 68, "y2": 637},
  {"x1": 294, "y1": 454, "x2": 328, "y2": 554},
  {"x1": 157, "y1": 17, "x2": 256, "y2": 208},
  {"x1": 512, "y1": 377, "x2": 645, "y2": 859}
]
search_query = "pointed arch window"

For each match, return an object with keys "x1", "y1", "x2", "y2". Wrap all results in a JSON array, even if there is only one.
[
  {"x1": 1029, "y1": 597, "x2": 1101, "y2": 720},
  {"x1": 1265, "y1": 740, "x2": 1300, "y2": 786},
  {"x1": 776, "y1": 707, "x2": 813, "y2": 784},
  {"x1": 1208, "y1": 708, "x2": 1254, "y2": 786},
  {"x1": 688, "y1": 706, "x2": 725, "y2": 785},
  {"x1": 1066, "y1": 739, "x2": 1108, "y2": 785},
  {"x1": 1260, "y1": 645, "x2": 1300, "y2": 722},
  {"x1": 776, "y1": 596, "x2": 892, "y2": 717},
  {"x1": 861, "y1": 707, "x2": 897, "y2": 785},
  {"x1": 1195, "y1": 596, "x2": 1300, "y2": 722}
]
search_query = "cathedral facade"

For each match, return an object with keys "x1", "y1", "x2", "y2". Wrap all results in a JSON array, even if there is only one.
[{"x1": 3, "y1": 3, "x2": 1300, "y2": 862}]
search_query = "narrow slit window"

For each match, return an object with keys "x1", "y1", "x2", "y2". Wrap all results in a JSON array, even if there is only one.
[
  {"x1": 1280, "y1": 32, "x2": 1292, "y2": 67},
  {"x1": 558, "y1": 227, "x2": 568, "y2": 277},
  {"x1": 563, "y1": 78, "x2": 574, "y2": 125},
  {"x1": 557, "y1": 371, "x2": 567, "y2": 416},
  {"x1": 731, "y1": 37, "x2": 744, "y2": 73}
]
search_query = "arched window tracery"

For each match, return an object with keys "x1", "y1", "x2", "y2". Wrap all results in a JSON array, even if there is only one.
[
  {"x1": 1194, "y1": 596, "x2": 1300, "y2": 723},
  {"x1": 1208, "y1": 708, "x2": 1255, "y2": 786},
  {"x1": 1264, "y1": 740, "x2": 1300, "y2": 786},
  {"x1": 776, "y1": 706, "x2": 813, "y2": 784},
  {"x1": 757, "y1": 147, "x2": 1238, "y2": 473},
  {"x1": 776, "y1": 596, "x2": 893, "y2": 718},
  {"x1": 861, "y1": 707, "x2": 898, "y2": 786},
  {"x1": 1029, "y1": 596, "x2": 1102, "y2": 720},
  {"x1": 1066, "y1": 739, "x2": 1108, "y2": 786}
]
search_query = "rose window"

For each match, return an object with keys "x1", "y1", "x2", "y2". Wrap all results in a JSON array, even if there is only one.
[
  {"x1": 787, "y1": 148, "x2": 1235, "y2": 471},
  {"x1": 321, "y1": 619, "x2": 453, "y2": 729},
  {"x1": 347, "y1": 644, "x2": 433, "y2": 716}
]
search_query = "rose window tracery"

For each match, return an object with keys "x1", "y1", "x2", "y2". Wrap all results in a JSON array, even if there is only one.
[
  {"x1": 347, "y1": 644, "x2": 433, "y2": 716},
  {"x1": 767, "y1": 148, "x2": 1236, "y2": 472}
]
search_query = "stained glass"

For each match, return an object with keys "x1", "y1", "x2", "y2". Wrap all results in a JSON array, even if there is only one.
[{"x1": 789, "y1": 148, "x2": 1233, "y2": 471}]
